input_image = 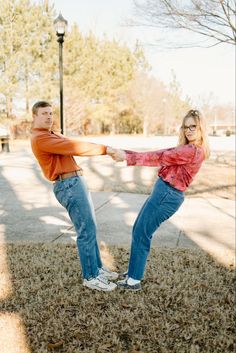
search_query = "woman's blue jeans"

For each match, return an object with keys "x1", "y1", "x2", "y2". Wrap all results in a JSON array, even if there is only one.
[
  {"x1": 53, "y1": 176, "x2": 102, "y2": 280},
  {"x1": 128, "y1": 177, "x2": 185, "y2": 280}
]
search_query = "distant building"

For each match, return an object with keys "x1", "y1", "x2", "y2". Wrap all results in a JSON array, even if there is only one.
[{"x1": 209, "y1": 122, "x2": 235, "y2": 136}]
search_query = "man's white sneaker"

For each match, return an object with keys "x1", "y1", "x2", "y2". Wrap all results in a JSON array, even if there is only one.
[
  {"x1": 99, "y1": 266, "x2": 119, "y2": 280},
  {"x1": 83, "y1": 274, "x2": 117, "y2": 291}
]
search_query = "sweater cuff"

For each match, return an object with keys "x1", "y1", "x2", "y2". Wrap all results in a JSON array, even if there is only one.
[{"x1": 102, "y1": 145, "x2": 108, "y2": 155}]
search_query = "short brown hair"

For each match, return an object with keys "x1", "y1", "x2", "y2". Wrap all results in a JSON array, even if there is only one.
[{"x1": 32, "y1": 101, "x2": 52, "y2": 115}]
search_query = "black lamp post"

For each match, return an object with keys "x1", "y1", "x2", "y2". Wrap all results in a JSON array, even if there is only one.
[{"x1": 54, "y1": 13, "x2": 68, "y2": 134}]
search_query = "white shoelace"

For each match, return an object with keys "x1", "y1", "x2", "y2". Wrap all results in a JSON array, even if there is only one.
[{"x1": 97, "y1": 274, "x2": 109, "y2": 284}]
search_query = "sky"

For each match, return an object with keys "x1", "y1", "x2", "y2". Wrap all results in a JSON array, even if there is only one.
[{"x1": 52, "y1": 0, "x2": 235, "y2": 107}]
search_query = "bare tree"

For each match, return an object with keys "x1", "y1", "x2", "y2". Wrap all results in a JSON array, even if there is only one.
[{"x1": 132, "y1": 0, "x2": 236, "y2": 47}]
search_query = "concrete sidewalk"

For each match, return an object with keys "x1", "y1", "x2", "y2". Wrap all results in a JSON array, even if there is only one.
[{"x1": 0, "y1": 143, "x2": 235, "y2": 267}]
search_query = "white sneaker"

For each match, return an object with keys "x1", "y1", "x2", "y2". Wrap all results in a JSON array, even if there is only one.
[
  {"x1": 83, "y1": 274, "x2": 117, "y2": 291},
  {"x1": 117, "y1": 278, "x2": 141, "y2": 291},
  {"x1": 99, "y1": 266, "x2": 119, "y2": 280}
]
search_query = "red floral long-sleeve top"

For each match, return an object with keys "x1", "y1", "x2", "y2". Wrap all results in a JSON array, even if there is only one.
[{"x1": 125, "y1": 144, "x2": 205, "y2": 191}]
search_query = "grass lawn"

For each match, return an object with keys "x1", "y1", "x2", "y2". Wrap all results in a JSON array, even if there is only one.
[{"x1": 0, "y1": 244, "x2": 234, "y2": 353}]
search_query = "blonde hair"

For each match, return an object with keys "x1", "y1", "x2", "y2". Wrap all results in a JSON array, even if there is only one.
[{"x1": 178, "y1": 109, "x2": 210, "y2": 159}]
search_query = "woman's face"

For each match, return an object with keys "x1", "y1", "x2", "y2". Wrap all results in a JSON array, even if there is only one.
[{"x1": 183, "y1": 117, "x2": 201, "y2": 143}]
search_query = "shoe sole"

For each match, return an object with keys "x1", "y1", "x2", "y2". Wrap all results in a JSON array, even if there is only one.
[
  {"x1": 83, "y1": 283, "x2": 117, "y2": 292},
  {"x1": 117, "y1": 284, "x2": 141, "y2": 291}
]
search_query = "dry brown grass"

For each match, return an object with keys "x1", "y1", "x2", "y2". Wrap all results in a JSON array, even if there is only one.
[{"x1": 0, "y1": 244, "x2": 235, "y2": 353}]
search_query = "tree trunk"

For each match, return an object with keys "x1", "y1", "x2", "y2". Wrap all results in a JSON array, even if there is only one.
[
  {"x1": 25, "y1": 65, "x2": 29, "y2": 113},
  {"x1": 6, "y1": 96, "x2": 13, "y2": 117},
  {"x1": 143, "y1": 115, "x2": 148, "y2": 137},
  {"x1": 110, "y1": 120, "x2": 116, "y2": 134}
]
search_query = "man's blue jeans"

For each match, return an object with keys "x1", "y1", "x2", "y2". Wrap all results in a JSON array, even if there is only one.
[
  {"x1": 128, "y1": 177, "x2": 185, "y2": 280},
  {"x1": 53, "y1": 176, "x2": 102, "y2": 279}
]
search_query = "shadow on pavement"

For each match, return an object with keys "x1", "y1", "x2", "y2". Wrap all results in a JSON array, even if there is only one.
[{"x1": 0, "y1": 144, "x2": 235, "y2": 353}]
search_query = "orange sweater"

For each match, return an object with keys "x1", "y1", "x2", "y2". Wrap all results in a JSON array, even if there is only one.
[{"x1": 31, "y1": 128, "x2": 107, "y2": 181}]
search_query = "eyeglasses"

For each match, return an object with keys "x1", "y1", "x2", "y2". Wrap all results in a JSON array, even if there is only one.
[{"x1": 183, "y1": 124, "x2": 197, "y2": 132}]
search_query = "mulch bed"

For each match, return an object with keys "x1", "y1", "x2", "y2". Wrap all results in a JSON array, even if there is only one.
[{"x1": 0, "y1": 244, "x2": 235, "y2": 353}]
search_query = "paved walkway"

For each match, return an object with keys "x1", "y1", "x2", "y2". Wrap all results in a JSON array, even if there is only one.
[{"x1": 0, "y1": 140, "x2": 235, "y2": 267}]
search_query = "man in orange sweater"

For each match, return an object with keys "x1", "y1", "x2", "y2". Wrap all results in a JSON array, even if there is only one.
[{"x1": 31, "y1": 101, "x2": 117, "y2": 291}]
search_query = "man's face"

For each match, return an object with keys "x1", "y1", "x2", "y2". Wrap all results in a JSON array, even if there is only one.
[{"x1": 33, "y1": 106, "x2": 53, "y2": 129}]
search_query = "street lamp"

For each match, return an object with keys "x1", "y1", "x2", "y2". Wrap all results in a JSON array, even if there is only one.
[{"x1": 54, "y1": 13, "x2": 68, "y2": 134}]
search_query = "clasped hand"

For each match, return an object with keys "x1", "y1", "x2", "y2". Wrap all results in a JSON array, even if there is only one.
[{"x1": 106, "y1": 147, "x2": 126, "y2": 162}]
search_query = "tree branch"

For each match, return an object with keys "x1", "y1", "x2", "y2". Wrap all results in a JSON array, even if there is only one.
[{"x1": 131, "y1": 0, "x2": 236, "y2": 47}]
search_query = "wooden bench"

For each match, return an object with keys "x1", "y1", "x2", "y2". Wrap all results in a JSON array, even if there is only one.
[{"x1": 0, "y1": 135, "x2": 10, "y2": 152}]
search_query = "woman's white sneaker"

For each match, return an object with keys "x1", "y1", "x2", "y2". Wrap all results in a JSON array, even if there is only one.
[
  {"x1": 99, "y1": 266, "x2": 119, "y2": 280},
  {"x1": 83, "y1": 274, "x2": 117, "y2": 291},
  {"x1": 117, "y1": 278, "x2": 141, "y2": 291}
]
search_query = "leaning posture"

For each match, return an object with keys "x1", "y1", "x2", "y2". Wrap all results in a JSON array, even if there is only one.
[
  {"x1": 31, "y1": 101, "x2": 118, "y2": 291},
  {"x1": 109, "y1": 110, "x2": 210, "y2": 291}
]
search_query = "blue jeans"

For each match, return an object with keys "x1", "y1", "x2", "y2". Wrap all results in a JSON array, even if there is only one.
[
  {"x1": 53, "y1": 176, "x2": 102, "y2": 280},
  {"x1": 128, "y1": 177, "x2": 184, "y2": 280}
]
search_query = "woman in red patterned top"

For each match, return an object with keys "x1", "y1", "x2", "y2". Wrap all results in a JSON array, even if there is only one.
[{"x1": 108, "y1": 109, "x2": 210, "y2": 291}]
